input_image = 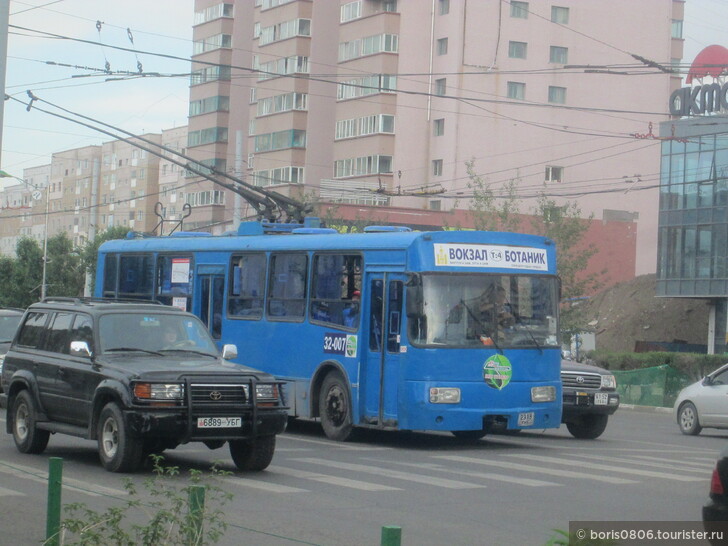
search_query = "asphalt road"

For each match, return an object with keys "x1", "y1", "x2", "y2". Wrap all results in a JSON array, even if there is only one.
[{"x1": 0, "y1": 407, "x2": 724, "y2": 545}]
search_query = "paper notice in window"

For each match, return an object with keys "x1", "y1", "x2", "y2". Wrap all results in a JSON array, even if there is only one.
[{"x1": 171, "y1": 258, "x2": 190, "y2": 283}]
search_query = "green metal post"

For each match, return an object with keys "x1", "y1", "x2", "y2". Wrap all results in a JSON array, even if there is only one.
[
  {"x1": 46, "y1": 457, "x2": 63, "y2": 546},
  {"x1": 381, "y1": 525, "x2": 402, "y2": 546},
  {"x1": 189, "y1": 484, "x2": 206, "y2": 544}
]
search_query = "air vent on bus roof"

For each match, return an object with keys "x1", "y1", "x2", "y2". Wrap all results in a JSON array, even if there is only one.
[{"x1": 363, "y1": 226, "x2": 412, "y2": 233}]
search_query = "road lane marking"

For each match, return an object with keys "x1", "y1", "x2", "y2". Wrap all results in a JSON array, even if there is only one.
[
  {"x1": 573, "y1": 452, "x2": 714, "y2": 472},
  {"x1": 365, "y1": 459, "x2": 560, "y2": 487},
  {"x1": 0, "y1": 485, "x2": 24, "y2": 497},
  {"x1": 220, "y1": 477, "x2": 308, "y2": 493},
  {"x1": 509, "y1": 453, "x2": 704, "y2": 482},
  {"x1": 0, "y1": 462, "x2": 128, "y2": 496},
  {"x1": 434, "y1": 455, "x2": 637, "y2": 484},
  {"x1": 281, "y1": 435, "x2": 389, "y2": 451},
  {"x1": 270, "y1": 466, "x2": 401, "y2": 491},
  {"x1": 293, "y1": 458, "x2": 485, "y2": 489}
]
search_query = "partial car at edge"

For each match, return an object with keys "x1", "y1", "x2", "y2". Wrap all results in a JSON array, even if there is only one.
[
  {"x1": 0, "y1": 308, "x2": 24, "y2": 395},
  {"x1": 674, "y1": 363, "x2": 728, "y2": 436}
]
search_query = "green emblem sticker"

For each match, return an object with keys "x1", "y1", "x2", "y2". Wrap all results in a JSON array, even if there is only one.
[
  {"x1": 483, "y1": 355, "x2": 512, "y2": 390},
  {"x1": 345, "y1": 335, "x2": 357, "y2": 358}
]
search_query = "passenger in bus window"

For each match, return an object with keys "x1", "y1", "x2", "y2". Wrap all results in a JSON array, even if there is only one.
[
  {"x1": 312, "y1": 301, "x2": 331, "y2": 322},
  {"x1": 343, "y1": 290, "x2": 360, "y2": 327}
]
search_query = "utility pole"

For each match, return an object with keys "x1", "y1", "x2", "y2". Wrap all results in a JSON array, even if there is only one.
[
  {"x1": 0, "y1": 0, "x2": 10, "y2": 166},
  {"x1": 41, "y1": 184, "x2": 49, "y2": 300}
]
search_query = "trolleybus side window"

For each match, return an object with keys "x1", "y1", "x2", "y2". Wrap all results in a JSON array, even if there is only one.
[
  {"x1": 387, "y1": 281, "x2": 403, "y2": 353},
  {"x1": 268, "y1": 253, "x2": 307, "y2": 320},
  {"x1": 156, "y1": 255, "x2": 193, "y2": 311},
  {"x1": 229, "y1": 253, "x2": 267, "y2": 319},
  {"x1": 310, "y1": 253, "x2": 362, "y2": 329},
  {"x1": 103, "y1": 254, "x2": 118, "y2": 297},
  {"x1": 118, "y1": 254, "x2": 154, "y2": 300}
]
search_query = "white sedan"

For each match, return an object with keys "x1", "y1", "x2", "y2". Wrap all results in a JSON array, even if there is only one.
[{"x1": 674, "y1": 363, "x2": 728, "y2": 435}]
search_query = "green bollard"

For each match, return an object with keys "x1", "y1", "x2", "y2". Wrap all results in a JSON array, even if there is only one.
[
  {"x1": 46, "y1": 457, "x2": 63, "y2": 546},
  {"x1": 188, "y1": 484, "x2": 206, "y2": 544},
  {"x1": 381, "y1": 525, "x2": 402, "y2": 546}
]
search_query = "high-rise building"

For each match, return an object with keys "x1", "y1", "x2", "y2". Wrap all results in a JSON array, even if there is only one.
[{"x1": 188, "y1": 0, "x2": 683, "y2": 272}]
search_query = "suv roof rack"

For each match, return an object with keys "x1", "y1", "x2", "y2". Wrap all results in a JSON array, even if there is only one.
[{"x1": 40, "y1": 297, "x2": 164, "y2": 306}]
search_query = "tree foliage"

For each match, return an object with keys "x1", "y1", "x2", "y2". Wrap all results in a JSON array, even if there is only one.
[{"x1": 466, "y1": 159, "x2": 603, "y2": 335}]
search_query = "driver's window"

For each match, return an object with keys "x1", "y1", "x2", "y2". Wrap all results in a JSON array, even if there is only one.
[{"x1": 713, "y1": 370, "x2": 728, "y2": 385}]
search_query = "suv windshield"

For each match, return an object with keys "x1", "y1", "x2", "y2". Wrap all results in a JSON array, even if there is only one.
[
  {"x1": 99, "y1": 313, "x2": 218, "y2": 356},
  {"x1": 408, "y1": 274, "x2": 560, "y2": 348},
  {"x1": 0, "y1": 314, "x2": 22, "y2": 342}
]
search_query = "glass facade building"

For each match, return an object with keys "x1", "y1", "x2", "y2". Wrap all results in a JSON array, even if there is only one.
[{"x1": 657, "y1": 116, "x2": 728, "y2": 352}]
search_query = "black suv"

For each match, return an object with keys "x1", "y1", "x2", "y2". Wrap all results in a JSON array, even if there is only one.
[
  {"x1": 0, "y1": 299, "x2": 287, "y2": 472},
  {"x1": 560, "y1": 359, "x2": 620, "y2": 439}
]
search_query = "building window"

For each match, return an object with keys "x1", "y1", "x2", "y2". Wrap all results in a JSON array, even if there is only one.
[
  {"x1": 429, "y1": 200, "x2": 441, "y2": 211},
  {"x1": 507, "y1": 81, "x2": 525, "y2": 100},
  {"x1": 549, "y1": 46, "x2": 568, "y2": 64},
  {"x1": 551, "y1": 6, "x2": 569, "y2": 24},
  {"x1": 335, "y1": 114, "x2": 395, "y2": 140},
  {"x1": 433, "y1": 159, "x2": 443, "y2": 176},
  {"x1": 194, "y1": 3, "x2": 233, "y2": 25},
  {"x1": 250, "y1": 87, "x2": 257, "y2": 103},
  {"x1": 259, "y1": 18, "x2": 311, "y2": 46},
  {"x1": 333, "y1": 155, "x2": 393, "y2": 178},
  {"x1": 435, "y1": 78, "x2": 447, "y2": 96},
  {"x1": 339, "y1": 34, "x2": 399, "y2": 62},
  {"x1": 508, "y1": 41, "x2": 527, "y2": 59},
  {"x1": 193, "y1": 34, "x2": 232, "y2": 55},
  {"x1": 254, "y1": 129, "x2": 307, "y2": 153},
  {"x1": 340, "y1": 1, "x2": 362, "y2": 22},
  {"x1": 510, "y1": 1, "x2": 528, "y2": 18},
  {"x1": 671, "y1": 19, "x2": 683, "y2": 39},
  {"x1": 545, "y1": 166, "x2": 563, "y2": 183},
  {"x1": 437, "y1": 37, "x2": 448, "y2": 56},
  {"x1": 257, "y1": 92, "x2": 308, "y2": 116},
  {"x1": 337, "y1": 74, "x2": 397, "y2": 100},
  {"x1": 189, "y1": 95, "x2": 230, "y2": 117},
  {"x1": 548, "y1": 86, "x2": 566, "y2": 104},
  {"x1": 438, "y1": 0, "x2": 449, "y2": 15},
  {"x1": 433, "y1": 118, "x2": 445, "y2": 136}
]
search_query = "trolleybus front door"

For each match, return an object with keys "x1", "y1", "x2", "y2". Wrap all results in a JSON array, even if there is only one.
[
  {"x1": 198, "y1": 272, "x2": 224, "y2": 341},
  {"x1": 362, "y1": 275, "x2": 405, "y2": 428}
]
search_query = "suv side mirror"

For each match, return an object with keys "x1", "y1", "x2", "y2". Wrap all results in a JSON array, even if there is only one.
[
  {"x1": 222, "y1": 344, "x2": 238, "y2": 360},
  {"x1": 70, "y1": 341, "x2": 92, "y2": 358}
]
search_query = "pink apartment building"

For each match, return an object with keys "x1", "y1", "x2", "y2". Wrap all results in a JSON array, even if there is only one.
[{"x1": 172, "y1": 1, "x2": 684, "y2": 274}]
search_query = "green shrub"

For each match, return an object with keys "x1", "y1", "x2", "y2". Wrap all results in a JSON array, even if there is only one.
[{"x1": 51, "y1": 455, "x2": 233, "y2": 545}]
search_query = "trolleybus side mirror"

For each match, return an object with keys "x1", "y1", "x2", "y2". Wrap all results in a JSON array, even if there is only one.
[{"x1": 405, "y1": 274, "x2": 422, "y2": 317}]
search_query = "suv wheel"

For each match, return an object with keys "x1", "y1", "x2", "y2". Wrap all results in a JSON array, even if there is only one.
[
  {"x1": 229, "y1": 435, "x2": 276, "y2": 471},
  {"x1": 565, "y1": 414, "x2": 609, "y2": 439},
  {"x1": 98, "y1": 402, "x2": 143, "y2": 472},
  {"x1": 12, "y1": 390, "x2": 50, "y2": 454}
]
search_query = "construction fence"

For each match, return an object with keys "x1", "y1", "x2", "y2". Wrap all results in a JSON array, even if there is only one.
[{"x1": 611, "y1": 364, "x2": 692, "y2": 408}]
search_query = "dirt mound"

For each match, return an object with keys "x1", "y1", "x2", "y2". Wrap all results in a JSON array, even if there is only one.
[{"x1": 575, "y1": 274, "x2": 710, "y2": 353}]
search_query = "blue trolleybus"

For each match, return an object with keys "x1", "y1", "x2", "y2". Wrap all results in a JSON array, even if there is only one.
[{"x1": 96, "y1": 220, "x2": 562, "y2": 440}]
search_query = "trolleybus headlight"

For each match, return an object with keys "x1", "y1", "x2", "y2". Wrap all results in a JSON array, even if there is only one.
[
  {"x1": 430, "y1": 387, "x2": 461, "y2": 404},
  {"x1": 133, "y1": 382, "x2": 184, "y2": 401},
  {"x1": 601, "y1": 374, "x2": 617, "y2": 389},
  {"x1": 531, "y1": 386, "x2": 556, "y2": 402}
]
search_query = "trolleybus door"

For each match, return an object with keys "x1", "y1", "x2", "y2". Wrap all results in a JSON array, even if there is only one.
[
  {"x1": 196, "y1": 267, "x2": 225, "y2": 341},
  {"x1": 362, "y1": 274, "x2": 405, "y2": 427}
]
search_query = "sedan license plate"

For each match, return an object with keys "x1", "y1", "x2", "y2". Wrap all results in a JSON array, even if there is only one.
[
  {"x1": 594, "y1": 393, "x2": 608, "y2": 406},
  {"x1": 197, "y1": 417, "x2": 242, "y2": 429},
  {"x1": 517, "y1": 412, "x2": 535, "y2": 427}
]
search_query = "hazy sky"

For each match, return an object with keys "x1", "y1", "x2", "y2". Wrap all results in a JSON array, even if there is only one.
[{"x1": 1, "y1": 0, "x2": 727, "y2": 186}]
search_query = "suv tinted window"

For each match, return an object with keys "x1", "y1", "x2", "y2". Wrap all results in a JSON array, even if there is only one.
[
  {"x1": 71, "y1": 314, "x2": 94, "y2": 353},
  {"x1": 16, "y1": 312, "x2": 48, "y2": 348},
  {"x1": 44, "y1": 312, "x2": 73, "y2": 354}
]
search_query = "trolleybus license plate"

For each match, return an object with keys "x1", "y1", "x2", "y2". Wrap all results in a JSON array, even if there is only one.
[
  {"x1": 197, "y1": 417, "x2": 242, "y2": 428},
  {"x1": 517, "y1": 412, "x2": 535, "y2": 427}
]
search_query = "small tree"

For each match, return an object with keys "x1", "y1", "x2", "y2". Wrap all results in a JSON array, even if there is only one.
[
  {"x1": 7, "y1": 237, "x2": 44, "y2": 307},
  {"x1": 80, "y1": 226, "x2": 130, "y2": 294},
  {"x1": 45, "y1": 232, "x2": 84, "y2": 298},
  {"x1": 465, "y1": 160, "x2": 603, "y2": 336}
]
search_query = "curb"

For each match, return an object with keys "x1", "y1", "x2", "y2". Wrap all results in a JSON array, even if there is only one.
[{"x1": 619, "y1": 403, "x2": 672, "y2": 414}]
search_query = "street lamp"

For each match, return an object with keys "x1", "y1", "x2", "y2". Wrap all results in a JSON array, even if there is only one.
[{"x1": 0, "y1": 169, "x2": 49, "y2": 300}]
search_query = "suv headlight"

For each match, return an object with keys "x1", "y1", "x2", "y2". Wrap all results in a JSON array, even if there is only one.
[
  {"x1": 133, "y1": 382, "x2": 184, "y2": 400},
  {"x1": 255, "y1": 383, "x2": 279, "y2": 400},
  {"x1": 531, "y1": 386, "x2": 556, "y2": 402},
  {"x1": 601, "y1": 375, "x2": 617, "y2": 389}
]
